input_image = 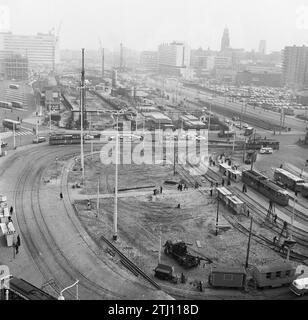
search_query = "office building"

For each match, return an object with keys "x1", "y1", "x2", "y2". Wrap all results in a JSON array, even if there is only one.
[
  {"x1": 220, "y1": 28, "x2": 230, "y2": 52},
  {"x1": 0, "y1": 32, "x2": 55, "y2": 70},
  {"x1": 2, "y1": 53, "x2": 28, "y2": 80},
  {"x1": 283, "y1": 45, "x2": 308, "y2": 89},
  {"x1": 259, "y1": 40, "x2": 267, "y2": 55},
  {"x1": 140, "y1": 51, "x2": 158, "y2": 71},
  {"x1": 158, "y1": 41, "x2": 191, "y2": 77}
]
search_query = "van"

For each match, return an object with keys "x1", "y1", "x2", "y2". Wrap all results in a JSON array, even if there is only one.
[
  {"x1": 290, "y1": 277, "x2": 308, "y2": 296},
  {"x1": 260, "y1": 147, "x2": 273, "y2": 154}
]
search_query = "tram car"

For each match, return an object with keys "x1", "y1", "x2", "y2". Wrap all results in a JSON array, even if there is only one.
[
  {"x1": 49, "y1": 133, "x2": 83, "y2": 145},
  {"x1": 273, "y1": 168, "x2": 305, "y2": 192},
  {"x1": 208, "y1": 266, "x2": 246, "y2": 288},
  {"x1": 301, "y1": 184, "x2": 308, "y2": 199},
  {"x1": 2, "y1": 119, "x2": 21, "y2": 130},
  {"x1": 219, "y1": 163, "x2": 242, "y2": 182},
  {"x1": 226, "y1": 195, "x2": 246, "y2": 215},
  {"x1": 242, "y1": 170, "x2": 289, "y2": 206},
  {"x1": 251, "y1": 263, "x2": 296, "y2": 288},
  {"x1": 11, "y1": 101, "x2": 23, "y2": 109},
  {"x1": 216, "y1": 187, "x2": 232, "y2": 203},
  {"x1": 0, "y1": 101, "x2": 12, "y2": 109}
]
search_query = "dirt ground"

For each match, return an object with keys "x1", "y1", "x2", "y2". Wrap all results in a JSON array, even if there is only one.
[{"x1": 66, "y1": 153, "x2": 297, "y2": 294}]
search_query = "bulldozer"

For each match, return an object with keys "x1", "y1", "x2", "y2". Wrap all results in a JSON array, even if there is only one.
[{"x1": 164, "y1": 240, "x2": 203, "y2": 269}]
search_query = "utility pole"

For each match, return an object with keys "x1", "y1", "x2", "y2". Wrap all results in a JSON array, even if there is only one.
[
  {"x1": 80, "y1": 48, "x2": 85, "y2": 184},
  {"x1": 245, "y1": 217, "x2": 253, "y2": 268},
  {"x1": 215, "y1": 198, "x2": 220, "y2": 236},
  {"x1": 113, "y1": 114, "x2": 119, "y2": 241},
  {"x1": 13, "y1": 123, "x2": 16, "y2": 149},
  {"x1": 158, "y1": 224, "x2": 162, "y2": 264},
  {"x1": 173, "y1": 137, "x2": 177, "y2": 175},
  {"x1": 96, "y1": 179, "x2": 100, "y2": 218},
  {"x1": 242, "y1": 139, "x2": 247, "y2": 162}
]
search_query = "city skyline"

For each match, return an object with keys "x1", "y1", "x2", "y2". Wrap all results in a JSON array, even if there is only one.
[{"x1": 0, "y1": 0, "x2": 307, "y2": 53}]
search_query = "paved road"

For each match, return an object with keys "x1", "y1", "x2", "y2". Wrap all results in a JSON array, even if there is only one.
[{"x1": 0, "y1": 144, "x2": 172, "y2": 299}]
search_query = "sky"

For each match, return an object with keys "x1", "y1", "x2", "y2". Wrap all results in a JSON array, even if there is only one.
[{"x1": 0, "y1": 0, "x2": 308, "y2": 52}]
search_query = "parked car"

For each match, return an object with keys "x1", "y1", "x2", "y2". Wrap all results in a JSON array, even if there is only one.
[
  {"x1": 260, "y1": 147, "x2": 273, "y2": 154},
  {"x1": 84, "y1": 134, "x2": 94, "y2": 140},
  {"x1": 33, "y1": 136, "x2": 46, "y2": 144},
  {"x1": 290, "y1": 277, "x2": 308, "y2": 296}
]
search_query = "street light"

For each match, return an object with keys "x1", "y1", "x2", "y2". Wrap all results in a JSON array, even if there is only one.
[
  {"x1": 58, "y1": 279, "x2": 79, "y2": 300},
  {"x1": 1, "y1": 274, "x2": 13, "y2": 300}
]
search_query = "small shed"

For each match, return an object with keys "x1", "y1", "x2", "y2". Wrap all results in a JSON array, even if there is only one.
[
  {"x1": 209, "y1": 265, "x2": 246, "y2": 288},
  {"x1": 252, "y1": 262, "x2": 296, "y2": 288}
]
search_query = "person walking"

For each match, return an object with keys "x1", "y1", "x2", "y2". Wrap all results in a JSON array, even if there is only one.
[
  {"x1": 160, "y1": 186, "x2": 163, "y2": 194},
  {"x1": 60, "y1": 192, "x2": 63, "y2": 200},
  {"x1": 222, "y1": 179, "x2": 225, "y2": 187},
  {"x1": 210, "y1": 188, "x2": 213, "y2": 197},
  {"x1": 10, "y1": 206, "x2": 13, "y2": 215}
]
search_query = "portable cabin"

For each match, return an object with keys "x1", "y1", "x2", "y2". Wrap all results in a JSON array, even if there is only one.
[
  {"x1": 154, "y1": 263, "x2": 174, "y2": 281},
  {"x1": 252, "y1": 263, "x2": 296, "y2": 288},
  {"x1": 208, "y1": 266, "x2": 246, "y2": 288},
  {"x1": 216, "y1": 187, "x2": 233, "y2": 204},
  {"x1": 301, "y1": 183, "x2": 308, "y2": 198}
]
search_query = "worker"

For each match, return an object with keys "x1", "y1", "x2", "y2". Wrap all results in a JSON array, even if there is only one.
[
  {"x1": 295, "y1": 190, "x2": 298, "y2": 197},
  {"x1": 227, "y1": 179, "x2": 231, "y2": 186},
  {"x1": 160, "y1": 186, "x2": 163, "y2": 194},
  {"x1": 9, "y1": 206, "x2": 13, "y2": 215},
  {"x1": 273, "y1": 214, "x2": 278, "y2": 224},
  {"x1": 247, "y1": 209, "x2": 250, "y2": 217},
  {"x1": 210, "y1": 188, "x2": 213, "y2": 197},
  {"x1": 60, "y1": 192, "x2": 63, "y2": 200},
  {"x1": 198, "y1": 281, "x2": 203, "y2": 292},
  {"x1": 280, "y1": 163, "x2": 283, "y2": 168},
  {"x1": 184, "y1": 184, "x2": 188, "y2": 191},
  {"x1": 177, "y1": 203, "x2": 181, "y2": 209},
  {"x1": 242, "y1": 183, "x2": 247, "y2": 193},
  {"x1": 273, "y1": 236, "x2": 277, "y2": 244},
  {"x1": 222, "y1": 178, "x2": 225, "y2": 187},
  {"x1": 181, "y1": 273, "x2": 186, "y2": 284}
]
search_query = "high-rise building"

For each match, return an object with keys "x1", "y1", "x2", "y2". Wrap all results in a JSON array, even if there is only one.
[
  {"x1": 259, "y1": 40, "x2": 267, "y2": 55},
  {"x1": 220, "y1": 28, "x2": 230, "y2": 52},
  {"x1": 140, "y1": 51, "x2": 158, "y2": 71},
  {"x1": 0, "y1": 32, "x2": 55, "y2": 70},
  {"x1": 283, "y1": 45, "x2": 308, "y2": 89},
  {"x1": 3, "y1": 53, "x2": 28, "y2": 80},
  {"x1": 158, "y1": 41, "x2": 191, "y2": 77}
]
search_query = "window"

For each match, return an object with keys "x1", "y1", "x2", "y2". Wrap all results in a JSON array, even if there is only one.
[
  {"x1": 276, "y1": 271, "x2": 281, "y2": 278},
  {"x1": 285, "y1": 270, "x2": 290, "y2": 277},
  {"x1": 266, "y1": 272, "x2": 271, "y2": 279},
  {"x1": 223, "y1": 274, "x2": 233, "y2": 281}
]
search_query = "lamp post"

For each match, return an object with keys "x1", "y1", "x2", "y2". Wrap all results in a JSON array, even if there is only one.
[
  {"x1": 58, "y1": 279, "x2": 79, "y2": 300},
  {"x1": 208, "y1": 97, "x2": 213, "y2": 133},
  {"x1": 113, "y1": 114, "x2": 119, "y2": 241},
  {"x1": 1, "y1": 274, "x2": 12, "y2": 300}
]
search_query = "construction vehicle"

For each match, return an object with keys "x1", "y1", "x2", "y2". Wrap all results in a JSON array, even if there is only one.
[
  {"x1": 164, "y1": 240, "x2": 203, "y2": 269},
  {"x1": 153, "y1": 263, "x2": 178, "y2": 283}
]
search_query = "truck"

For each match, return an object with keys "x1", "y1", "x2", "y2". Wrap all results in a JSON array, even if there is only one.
[{"x1": 164, "y1": 240, "x2": 202, "y2": 269}]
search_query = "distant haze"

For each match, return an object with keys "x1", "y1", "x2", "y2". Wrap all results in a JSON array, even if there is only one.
[{"x1": 1, "y1": 0, "x2": 307, "y2": 52}]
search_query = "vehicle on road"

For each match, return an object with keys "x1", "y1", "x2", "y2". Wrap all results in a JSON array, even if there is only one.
[
  {"x1": 260, "y1": 147, "x2": 273, "y2": 154},
  {"x1": 9, "y1": 84, "x2": 19, "y2": 89},
  {"x1": 290, "y1": 277, "x2": 308, "y2": 296},
  {"x1": 49, "y1": 133, "x2": 83, "y2": 145},
  {"x1": 84, "y1": 134, "x2": 94, "y2": 140},
  {"x1": 11, "y1": 101, "x2": 23, "y2": 109},
  {"x1": 33, "y1": 136, "x2": 46, "y2": 144},
  {"x1": 2, "y1": 119, "x2": 21, "y2": 130},
  {"x1": 1, "y1": 142, "x2": 8, "y2": 148}
]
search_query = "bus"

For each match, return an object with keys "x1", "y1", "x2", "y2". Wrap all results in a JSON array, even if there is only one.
[
  {"x1": 49, "y1": 133, "x2": 83, "y2": 145},
  {"x1": 9, "y1": 84, "x2": 19, "y2": 89},
  {"x1": 274, "y1": 168, "x2": 305, "y2": 192},
  {"x1": 0, "y1": 101, "x2": 13, "y2": 109},
  {"x1": 11, "y1": 101, "x2": 23, "y2": 109},
  {"x1": 2, "y1": 119, "x2": 21, "y2": 130}
]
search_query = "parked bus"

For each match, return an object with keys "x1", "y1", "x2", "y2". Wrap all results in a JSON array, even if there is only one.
[
  {"x1": 9, "y1": 84, "x2": 19, "y2": 89},
  {"x1": 2, "y1": 119, "x2": 21, "y2": 130},
  {"x1": 11, "y1": 101, "x2": 23, "y2": 109},
  {"x1": 0, "y1": 101, "x2": 13, "y2": 109}
]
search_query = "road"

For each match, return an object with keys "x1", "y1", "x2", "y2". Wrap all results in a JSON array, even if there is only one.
[{"x1": 0, "y1": 143, "x2": 172, "y2": 299}]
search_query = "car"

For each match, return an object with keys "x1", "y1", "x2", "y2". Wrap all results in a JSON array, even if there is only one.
[
  {"x1": 1, "y1": 142, "x2": 8, "y2": 148},
  {"x1": 84, "y1": 134, "x2": 94, "y2": 140},
  {"x1": 260, "y1": 147, "x2": 273, "y2": 154},
  {"x1": 33, "y1": 136, "x2": 46, "y2": 144}
]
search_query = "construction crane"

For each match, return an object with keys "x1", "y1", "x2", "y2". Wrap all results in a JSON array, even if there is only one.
[
  {"x1": 52, "y1": 21, "x2": 62, "y2": 72},
  {"x1": 98, "y1": 37, "x2": 104, "y2": 81}
]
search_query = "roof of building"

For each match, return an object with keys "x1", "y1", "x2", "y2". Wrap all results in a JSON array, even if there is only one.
[
  {"x1": 211, "y1": 265, "x2": 246, "y2": 274},
  {"x1": 253, "y1": 262, "x2": 294, "y2": 273}
]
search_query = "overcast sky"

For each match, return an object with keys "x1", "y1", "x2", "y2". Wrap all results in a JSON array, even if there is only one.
[{"x1": 0, "y1": 0, "x2": 308, "y2": 52}]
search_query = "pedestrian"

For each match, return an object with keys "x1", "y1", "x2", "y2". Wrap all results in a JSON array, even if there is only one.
[
  {"x1": 179, "y1": 184, "x2": 183, "y2": 192},
  {"x1": 184, "y1": 184, "x2": 188, "y2": 191},
  {"x1": 213, "y1": 161, "x2": 216, "y2": 166},
  {"x1": 210, "y1": 188, "x2": 213, "y2": 197},
  {"x1": 210, "y1": 181, "x2": 214, "y2": 188},
  {"x1": 177, "y1": 203, "x2": 181, "y2": 209},
  {"x1": 8, "y1": 216, "x2": 12, "y2": 222},
  {"x1": 15, "y1": 243, "x2": 19, "y2": 255},
  {"x1": 10, "y1": 206, "x2": 13, "y2": 215},
  {"x1": 227, "y1": 179, "x2": 231, "y2": 186},
  {"x1": 295, "y1": 190, "x2": 298, "y2": 197},
  {"x1": 60, "y1": 192, "x2": 63, "y2": 200},
  {"x1": 247, "y1": 209, "x2": 250, "y2": 217},
  {"x1": 216, "y1": 182, "x2": 219, "y2": 188},
  {"x1": 222, "y1": 179, "x2": 225, "y2": 187},
  {"x1": 181, "y1": 273, "x2": 186, "y2": 284},
  {"x1": 160, "y1": 186, "x2": 163, "y2": 194},
  {"x1": 198, "y1": 281, "x2": 203, "y2": 292},
  {"x1": 87, "y1": 200, "x2": 91, "y2": 210},
  {"x1": 273, "y1": 236, "x2": 277, "y2": 244},
  {"x1": 274, "y1": 214, "x2": 277, "y2": 224},
  {"x1": 280, "y1": 164, "x2": 283, "y2": 168},
  {"x1": 16, "y1": 234, "x2": 21, "y2": 247}
]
